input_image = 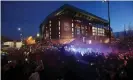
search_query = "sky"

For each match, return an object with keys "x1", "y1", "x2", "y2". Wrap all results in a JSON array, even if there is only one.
[{"x1": 1, "y1": 1, "x2": 133, "y2": 40}]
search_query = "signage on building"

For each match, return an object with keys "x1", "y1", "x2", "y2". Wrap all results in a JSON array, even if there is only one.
[
  {"x1": 60, "y1": 18, "x2": 72, "y2": 39},
  {"x1": 64, "y1": 22, "x2": 70, "y2": 31}
]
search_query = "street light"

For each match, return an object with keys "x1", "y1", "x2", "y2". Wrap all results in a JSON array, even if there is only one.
[
  {"x1": 18, "y1": 27, "x2": 21, "y2": 31},
  {"x1": 103, "y1": 0, "x2": 111, "y2": 44},
  {"x1": 17, "y1": 27, "x2": 23, "y2": 42},
  {"x1": 37, "y1": 33, "x2": 40, "y2": 37}
]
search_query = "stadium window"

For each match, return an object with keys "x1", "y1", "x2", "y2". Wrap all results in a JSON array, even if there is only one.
[
  {"x1": 97, "y1": 28, "x2": 105, "y2": 36},
  {"x1": 85, "y1": 26, "x2": 87, "y2": 29},
  {"x1": 75, "y1": 25, "x2": 80, "y2": 35},
  {"x1": 93, "y1": 33, "x2": 96, "y2": 35},
  {"x1": 72, "y1": 33, "x2": 74, "y2": 38},
  {"x1": 92, "y1": 27, "x2": 98, "y2": 35},
  {"x1": 49, "y1": 20, "x2": 51, "y2": 24},
  {"x1": 58, "y1": 21, "x2": 60, "y2": 26},
  {"x1": 103, "y1": 29, "x2": 105, "y2": 36},
  {"x1": 50, "y1": 31, "x2": 51, "y2": 35},
  {"x1": 92, "y1": 27, "x2": 95, "y2": 30},
  {"x1": 86, "y1": 33, "x2": 88, "y2": 36},
  {"x1": 72, "y1": 32, "x2": 74, "y2": 34},
  {"x1": 72, "y1": 23, "x2": 74, "y2": 28},
  {"x1": 72, "y1": 28, "x2": 74, "y2": 32},
  {"x1": 50, "y1": 28, "x2": 51, "y2": 32},
  {"x1": 93, "y1": 29, "x2": 96, "y2": 32},
  {"x1": 81, "y1": 26, "x2": 84, "y2": 34},
  {"x1": 77, "y1": 28, "x2": 80, "y2": 35},
  {"x1": 59, "y1": 26, "x2": 60, "y2": 31}
]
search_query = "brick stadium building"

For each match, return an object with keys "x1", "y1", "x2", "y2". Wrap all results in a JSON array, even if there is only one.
[{"x1": 40, "y1": 4, "x2": 112, "y2": 44}]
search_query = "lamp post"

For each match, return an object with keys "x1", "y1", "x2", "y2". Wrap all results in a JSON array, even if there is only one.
[
  {"x1": 37, "y1": 33, "x2": 40, "y2": 37},
  {"x1": 17, "y1": 27, "x2": 23, "y2": 42},
  {"x1": 108, "y1": 1, "x2": 111, "y2": 44},
  {"x1": 103, "y1": 0, "x2": 111, "y2": 44},
  {"x1": 36, "y1": 33, "x2": 40, "y2": 43}
]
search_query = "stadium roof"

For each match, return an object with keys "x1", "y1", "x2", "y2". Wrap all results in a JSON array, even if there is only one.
[{"x1": 40, "y1": 4, "x2": 109, "y2": 29}]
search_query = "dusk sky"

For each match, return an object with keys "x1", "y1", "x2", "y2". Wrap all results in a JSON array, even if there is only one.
[{"x1": 1, "y1": 1, "x2": 133, "y2": 40}]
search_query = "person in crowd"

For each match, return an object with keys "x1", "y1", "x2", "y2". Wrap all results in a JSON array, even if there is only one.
[{"x1": 2, "y1": 43, "x2": 133, "y2": 80}]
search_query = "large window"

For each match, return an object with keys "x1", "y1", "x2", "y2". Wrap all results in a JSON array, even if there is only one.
[
  {"x1": 92, "y1": 27, "x2": 97, "y2": 36},
  {"x1": 72, "y1": 23, "x2": 74, "y2": 28},
  {"x1": 49, "y1": 24, "x2": 51, "y2": 27},
  {"x1": 50, "y1": 27, "x2": 51, "y2": 32},
  {"x1": 74, "y1": 19, "x2": 81, "y2": 23},
  {"x1": 72, "y1": 27, "x2": 74, "y2": 32},
  {"x1": 49, "y1": 20, "x2": 51, "y2": 24},
  {"x1": 76, "y1": 27, "x2": 80, "y2": 35},
  {"x1": 75, "y1": 24, "x2": 80, "y2": 35},
  {"x1": 81, "y1": 26, "x2": 84, "y2": 35},
  {"x1": 85, "y1": 26, "x2": 88, "y2": 36},
  {"x1": 72, "y1": 32, "x2": 74, "y2": 38},
  {"x1": 58, "y1": 21, "x2": 60, "y2": 27},
  {"x1": 50, "y1": 31, "x2": 51, "y2": 36},
  {"x1": 59, "y1": 26, "x2": 60, "y2": 31},
  {"x1": 50, "y1": 36, "x2": 51, "y2": 39},
  {"x1": 59, "y1": 34, "x2": 60, "y2": 38},
  {"x1": 46, "y1": 31, "x2": 49, "y2": 38},
  {"x1": 98, "y1": 28, "x2": 104, "y2": 36},
  {"x1": 92, "y1": 27, "x2": 104, "y2": 36}
]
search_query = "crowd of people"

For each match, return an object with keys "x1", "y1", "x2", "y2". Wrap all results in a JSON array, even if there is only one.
[{"x1": 1, "y1": 43, "x2": 133, "y2": 80}]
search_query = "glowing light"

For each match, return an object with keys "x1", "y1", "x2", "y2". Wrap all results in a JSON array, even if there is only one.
[
  {"x1": 18, "y1": 28, "x2": 21, "y2": 31},
  {"x1": 49, "y1": 20, "x2": 52, "y2": 24},
  {"x1": 27, "y1": 52, "x2": 29, "y2": 55},
  {"x1": 87, "y1": 48, "x2": 92, "y2": 53},
  {"x1": 1, "y1": 53, "x2": 5, "y2": 56},
  {"x1": 59, "y1": 21, "x2": 60, "y2": 27},
  {"x1": 26, "y1": 36, "x2": 36, "y2": 45},
  {"x1": 103, "y1": 0, "x2": 107, "y2": 2},
  {"x1": 72, "y1": 23, "x2": 74, "y2": 27},
  {"x1": 104, "y1": 38, "x2": 109, "y2": 43},
  {"x1": 89, "y1": 40, "x2": 92, "y2": 44},
  {"x1": 71, "y1": 48, "x2": 76, "y2": 52},
  {"x1": 90, "y1": 63, "x2": 94, "y2": 66},
  {"x1": 83, "y1": 37, "x2": 85, "y2": 42},
  {"x1": 24, "y1": 52, "x2": 26, "y2": 54},
  {"x1": 81, "y1": 52, "x2": 84, "y2": 56},
  {"x1": 37, "y1": 33, "x2": 40, "y2": 37},
  {"x1": 8, "y1": 61, "x2": 12, "y2": 63},
  {"x1": 25, "y1": 58, "x2": 28, "y2": 61}
]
